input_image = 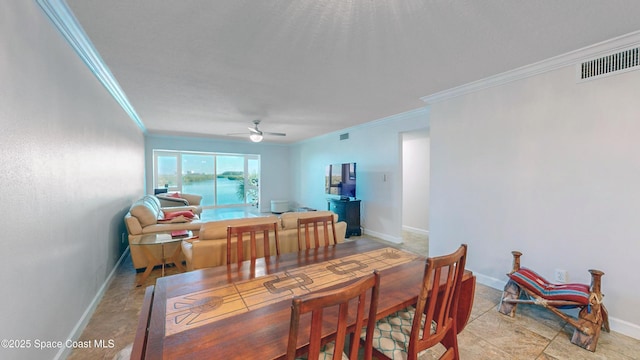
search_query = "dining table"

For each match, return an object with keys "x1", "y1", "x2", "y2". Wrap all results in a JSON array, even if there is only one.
[{"x1": 132, "y1": 238, "x2": 476, "y2": 360}]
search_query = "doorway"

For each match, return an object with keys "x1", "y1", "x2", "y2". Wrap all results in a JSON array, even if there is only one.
[{"x1": 401, "y1": 129, "x2": 430, "y2": 255}]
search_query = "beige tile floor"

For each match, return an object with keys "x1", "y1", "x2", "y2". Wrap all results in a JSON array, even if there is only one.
[{"x1": 68, "y1": 230, "x2": 640, "y2": 359}]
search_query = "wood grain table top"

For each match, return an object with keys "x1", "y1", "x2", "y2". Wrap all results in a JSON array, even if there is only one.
[{"x1": 136, "y1": 239, "x2": 475, "y2": 360}]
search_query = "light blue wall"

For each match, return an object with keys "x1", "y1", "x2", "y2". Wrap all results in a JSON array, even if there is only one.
[
  {"x1": 145, "y1": 135, "x2": 291, "y2": 213},
  {"x1": 290, "y1": 108, "x2": 429, "y2": 242},
  {"x1": 145, "y1": 108, "x2": 429, "y2": 243},
  {"x1": 0, "y1": 2, "x2": 145, "y2": 359}
]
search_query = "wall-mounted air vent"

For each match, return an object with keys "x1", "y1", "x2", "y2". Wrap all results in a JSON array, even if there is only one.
[
  {"x1": 579, "y1": 47, "x2": 639, "y2": 80},
  {"x1": 340, "y1": 133, "x2": 349, "y2": 140}
]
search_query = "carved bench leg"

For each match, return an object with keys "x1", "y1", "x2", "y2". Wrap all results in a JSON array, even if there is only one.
[
  {"x1": 570, "y1": 269, "x2": 608, "y2": 352},
  {"x1": 498, "y1": 279, "x2": 521, "y2": 316},
  {"x1": 499, "y1": 251, "x2": 523, "y2": 316},
  {"x1": 571, "y1": 309, "x2": 602, "y2": 351},
  {"x1": 588, "y1": 269, "x2": 610, "y2": 332}
]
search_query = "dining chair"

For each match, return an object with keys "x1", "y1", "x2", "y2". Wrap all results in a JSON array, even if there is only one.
[
  {"x1": 296, "y1": 214, "x2": 338, "y2": 250},
  {"x1": 366, "y1": 244, "x2": 468, "y2": 360},
  {"x1": 286, "y1": 270, "x2": 380, "y2": 360},
  {"x1": 226, "y1": 221, "x2": 280, "y2": 264}
]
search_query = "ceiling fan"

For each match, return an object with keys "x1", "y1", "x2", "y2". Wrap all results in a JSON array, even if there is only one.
[{"x1": 228, "y1": 120, "x2": 287, "y2": 142}]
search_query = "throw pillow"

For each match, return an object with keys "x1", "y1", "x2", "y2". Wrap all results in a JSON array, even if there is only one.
[
  {"x1": 158, "y1": 215, "x2": 191, "y2": 224},
  {"x1": 164, "y1": 210, "x2": 195, "y2": 220},
  {"x1": 169, "y1": 192, "x2": 182, "y2": 199}
]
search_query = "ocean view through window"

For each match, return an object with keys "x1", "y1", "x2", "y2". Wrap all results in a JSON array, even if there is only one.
[{"x1": 153, "y1": 150, "x2": 260, "y2": 208}]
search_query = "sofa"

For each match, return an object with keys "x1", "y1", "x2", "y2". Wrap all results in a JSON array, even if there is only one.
[
  {"x1": 181, "y1": 210, "x2": 347, "y2": 271},
  {"x1": 124, "y1": 195, "x2": 204, "y2": 269}
]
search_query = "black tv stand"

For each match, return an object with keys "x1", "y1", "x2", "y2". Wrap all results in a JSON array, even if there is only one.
[{"x1": 328, "y1": 199, "x2": 361, "y2": 238}]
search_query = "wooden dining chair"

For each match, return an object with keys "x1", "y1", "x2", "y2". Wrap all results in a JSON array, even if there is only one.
[
  {"x1": 297, "y1": 214, "x2": 338, "y2": 250},
  {"x1": 226, "y1": 221, "x2": 280, "y2": 264},
  {"x1": 286, "y1": 270, "x2": 380, "y2": 360},
  {"x1": 366, "y1": 244, "x2": 468, "y2": 360}
]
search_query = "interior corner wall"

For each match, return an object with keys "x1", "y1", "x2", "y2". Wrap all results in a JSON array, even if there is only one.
[
  {"x1": 290, "y1": 108, "x2": 429, "y2": 243},
  {"x1": 428, "y1": 65, "x2": 640, "y2": 337},
  {"x1": 0, "y1": 2, "x2": 145, "y2": 359},
  {"x1": 144, "y1": 135, "x2": 291, "y2": 213}
]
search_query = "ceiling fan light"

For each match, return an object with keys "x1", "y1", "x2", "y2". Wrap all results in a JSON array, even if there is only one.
[{"x1": 249, "y1": 133, "x2": 263, "y2": 142}]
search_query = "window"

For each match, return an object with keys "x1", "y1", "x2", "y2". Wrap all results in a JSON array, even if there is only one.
[{"x1": 153, "y1": 150, "x2": 260, "y2": 208}]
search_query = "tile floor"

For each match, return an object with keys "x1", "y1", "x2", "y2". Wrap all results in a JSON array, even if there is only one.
[{"x1": 68, "y1": 228, "x2": 640, "y2": 359}]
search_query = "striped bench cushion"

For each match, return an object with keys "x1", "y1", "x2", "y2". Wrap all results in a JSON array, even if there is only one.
[{"x1": 509, "y1": 267, "x2": 590, "y2": 305}]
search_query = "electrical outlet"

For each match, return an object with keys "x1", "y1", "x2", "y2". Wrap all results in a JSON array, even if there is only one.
[{"x1": 554, "y1": 269, "x2": 568, "y2": 283}]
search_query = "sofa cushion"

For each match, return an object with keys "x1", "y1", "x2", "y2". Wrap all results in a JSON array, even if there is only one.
[
  {"x1": 280, "y1": 211, "x2": 338, "y2": 230},
  {"x1": 142, "y1": 221, "x2": 202, "y2": 234},
  {"x1": 145, "y1": 195, "x2": 162, "y2": 214},
  {"x1": 130, "y1": 201, "x2": 159, "y2": 227},
  {"x1": 199, "y1": 216, "x2": 279, "y2": 240},
  {"x1": 124, "y1": 214, "x2": 143, "y2": 235}
]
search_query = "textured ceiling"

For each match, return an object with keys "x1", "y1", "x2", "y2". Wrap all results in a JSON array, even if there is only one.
[{"x1": 66, "y1": 0, "x2": 640, "y2": 143}]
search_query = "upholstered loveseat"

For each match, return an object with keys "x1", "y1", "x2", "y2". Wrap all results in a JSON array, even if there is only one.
[
  {"x1": 124, "y1": 195, "x2": 203, "y2": 269},
  {"x1": 181, "y1": 211, "x2": 347, "y2": 271}
]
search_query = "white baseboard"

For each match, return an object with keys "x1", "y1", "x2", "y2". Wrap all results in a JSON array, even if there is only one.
[
  {"x1": 471, "y1": 269, "x2": 507, "y2": 292},
  {"x1": 607, "y1": 317, "x2": 640, "y2": 341},
  {"x1": 362, "y1": 228, "x2": 403, "y2": 244},
  {"x1": 54, "y1": 248, "x2": 131, "y2": 360},
  {"x1": 473, "y1": 270, "x2": 640, "y2": 341},
  {"x1": 401, "y1": 225, "x2": 429, "y2": 236}
]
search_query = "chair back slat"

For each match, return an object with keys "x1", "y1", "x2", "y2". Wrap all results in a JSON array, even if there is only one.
[
  {"x1": 297, "y1": 214, "x2": 338, "y2": 251},
  {"x1": 410, "y1": 244, "x2": 467, "y2": 358},
  {"x1": 286, "y1": 270, "x2": 380, "y2": 360},
  {"x1": 226, "y1": 222, "x2": 280, "y2": 264}
]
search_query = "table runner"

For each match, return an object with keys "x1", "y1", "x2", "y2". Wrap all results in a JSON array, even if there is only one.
[{"x1": 165, "y1": 247, "x2": 419, "y2": 336}]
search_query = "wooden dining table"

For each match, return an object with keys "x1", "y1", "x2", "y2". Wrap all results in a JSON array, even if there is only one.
[{"x1": 132, "y1": 238, "x2": 476, "y2": 360}]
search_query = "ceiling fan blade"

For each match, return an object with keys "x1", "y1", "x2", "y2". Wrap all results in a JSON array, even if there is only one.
[
  {"x1": 248, "y1": 127, "x2": 262, "y2": 134},
  {"x1": 263, "y1": 131, "x2": 286, "y2": 136},
  {"x1": 226, "y1": 132, "x2": 247, "y2": 136}
]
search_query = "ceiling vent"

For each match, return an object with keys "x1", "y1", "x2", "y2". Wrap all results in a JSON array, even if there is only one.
[
  {"x1": 579, "y1": 47, "x2": 639, "y2": 81},
  {"x1": 340, "y1": 133, "x2": 349, "y2": 140}
]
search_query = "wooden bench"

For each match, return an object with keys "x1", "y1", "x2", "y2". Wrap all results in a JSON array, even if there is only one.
[{"x1": 498, "y1": 251, "x2": 609, "y2": 352}]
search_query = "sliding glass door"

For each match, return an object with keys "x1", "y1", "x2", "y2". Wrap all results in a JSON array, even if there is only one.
[
  {"x1": 182, "y1": 153, "x2": 215, "y2": 206},
  {"x1": 153, "y1": 150, "x2": 260, "y2": 208},
  {"x1": 215, "y1": 155, "x2": 244, "y2": 206}
]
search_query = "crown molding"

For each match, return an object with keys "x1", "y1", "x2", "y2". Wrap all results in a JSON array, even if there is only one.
[
  {"x1": 37, "y1": 0, "x2": 146, "y2": 133},
  {"x1": 421, "y1": 30, "x2": 640, "y2": 105},
  {"x1": 351, "y1": 106, "x2": 429, "y2": 130},
  {"x1": 294, "y1": 106, "x2": 429, "y2": 146}
]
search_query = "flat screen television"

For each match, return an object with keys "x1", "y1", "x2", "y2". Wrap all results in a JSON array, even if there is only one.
[{"x1": 325, "y1": 162, "x2": 356, "y2": 199}]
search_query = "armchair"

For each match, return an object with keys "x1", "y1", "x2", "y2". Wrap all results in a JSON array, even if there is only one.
[{"x1": 156, "y1": 192, "x2": 202, "y2": 208}]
